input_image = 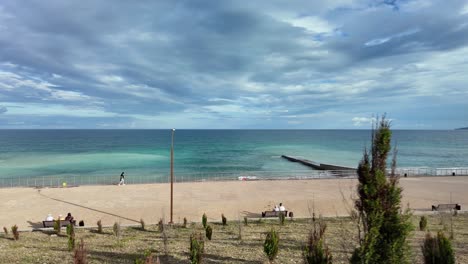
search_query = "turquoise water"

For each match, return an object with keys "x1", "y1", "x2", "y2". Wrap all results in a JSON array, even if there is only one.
[{"x1": 0, "y1": 129, "x2": 467, "y2": 181}]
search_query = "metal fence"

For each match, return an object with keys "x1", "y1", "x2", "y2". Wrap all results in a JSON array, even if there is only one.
[{"x1": 0, "y1": 167, "x2": 467, "y2": 188}]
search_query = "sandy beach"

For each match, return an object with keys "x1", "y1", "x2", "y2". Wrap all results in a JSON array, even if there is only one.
[{"x1": 1, "y1": 176, "x2": 468, "y2": 230}]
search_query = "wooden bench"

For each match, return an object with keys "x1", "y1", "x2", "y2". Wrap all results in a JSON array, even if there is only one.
[
  {"x1": 42, "y1": 220, "x2": 72, "y2": 228},
  {"x1": 431, "y1": 204, "x2": 461, "y2": 211},
  {"x1": 262, "y1": 211, "x2": 291, "y2": 218}
]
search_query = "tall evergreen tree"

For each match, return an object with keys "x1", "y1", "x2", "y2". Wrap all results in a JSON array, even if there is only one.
[{"x1": 351, "y1": 116, "x2": 412, "y2": 264}]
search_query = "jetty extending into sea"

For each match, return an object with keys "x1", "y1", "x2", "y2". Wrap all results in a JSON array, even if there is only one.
[{"x1": 281, "y1": 155, "x2": 356, "y2": 171}]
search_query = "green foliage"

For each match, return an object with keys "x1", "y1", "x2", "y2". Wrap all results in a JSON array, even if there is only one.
[
  {"x1": 67, "y1": 224, "x2": 76, "y2": 251},
  {"x1": 422, "y1": 232, "x2": 455, "y2": 264},
  {"x1": 264, "y1": 228, "x2": 279, "y2": 262},
  {"x1": 189, "y1": 232, "x2": 204, "y2": 264},
  {"x1": 221, "y1": 214, "x2": 227, "y2": 226},
  {"x1": 205, "y1": 225, "x2": 213, "y2": 240},
  {"x1": 73, "y1": 238, "x2": 87, "y2": 264},
  {"x1": 11, "y1": 225, "x2": 19, "y2": 241},
  {"x1": 54, "y1": 219, "x2": 61, "y2": 234},
  {"x1": 420, "y1": 216, "x2": 428, "y2": 231},
  {"x1": 303, "y1": 220, "x2": 332, "y2": 264},
  {"x1": 279, "y1": 212, "x2": 286, "y2": 226},
  {"x1": 113, "y1": 222, "x2": 121, "y2": 237},
  {"x1": 97, "y1": 220, "x2": 102, "y2": 234},
  {"x1": 140, "y1": 218, "x2": 145, "y2": 231},
  {"x1": 135, "y1": 249, "x2": 158, "y2": 264},
  {"x1": 352, "y1": 116, "x2": 413, "y2": 264},
  {"x1": 183, "y1": 217, "x2": 188, "y2": 228},
  {"x1": 202, "y1": 213, "x2": 207, "y2": 229}
]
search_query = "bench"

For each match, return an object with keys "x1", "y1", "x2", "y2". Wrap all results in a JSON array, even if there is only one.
[
  {"x1": 42, "y1": 220, "x2": 72, "y2": 228},
  {"x1": 431, "y1": 204, "x2": 461, "y2": 211},
  {"x1": 262, "y1": 211, "x2": 292, "y2": 218}
]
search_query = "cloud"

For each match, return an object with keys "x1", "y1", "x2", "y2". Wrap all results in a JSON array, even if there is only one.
[
  {"x1": 352, "y1": 117, "x2": 375, "y2": 126},
  {"x1": 0, "y1": 0, "x2": 467, "y2": 128}
]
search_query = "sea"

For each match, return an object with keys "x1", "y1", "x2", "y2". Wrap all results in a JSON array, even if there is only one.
[{"x1": 0, "y1": 129, "x2": 467, "y2": 185}]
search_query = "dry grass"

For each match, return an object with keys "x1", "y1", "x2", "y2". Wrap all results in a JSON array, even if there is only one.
[{"x1": 0, "y1": 213, "x2": 467, "y2": 263}]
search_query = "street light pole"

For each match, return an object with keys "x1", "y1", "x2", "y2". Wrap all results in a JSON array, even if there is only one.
[{"x1": 170, "y1": 128, "x2": 175, "y2": 224}]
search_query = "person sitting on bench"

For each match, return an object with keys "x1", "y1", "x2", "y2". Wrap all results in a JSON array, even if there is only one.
[
  {"x1": 279, "y1": 203, "x2": 286, "y2": 212},
  {"x1": 274, "y1": 205, "x2": 279, "y2": 212},
  {"x1": 45, "y1": 213, "x2": 54, "y2": 221},
  {"x1": 65, "y1": 212, "x2": 76, "y2": 225}
]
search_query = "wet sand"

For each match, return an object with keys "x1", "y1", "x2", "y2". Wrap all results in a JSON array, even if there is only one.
[{"x1": 1, "y1": 176, "x2": 467, "y2": 230}]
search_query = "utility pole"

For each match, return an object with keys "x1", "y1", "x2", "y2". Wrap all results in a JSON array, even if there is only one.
[{"x1": 169, "y1": 128, "x2": 175, "y2": 224}]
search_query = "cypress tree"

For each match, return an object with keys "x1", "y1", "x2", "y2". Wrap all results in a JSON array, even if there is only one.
[{"x1": 351, "y1": 116, "x2": 412, "y2": 264}]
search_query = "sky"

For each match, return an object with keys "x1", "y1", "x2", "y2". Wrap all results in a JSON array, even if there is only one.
[{"x1": 0, "y1": 0, "x2": 467, "y2": 129}]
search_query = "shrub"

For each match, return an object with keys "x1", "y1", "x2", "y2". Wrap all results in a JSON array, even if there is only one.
[
  {"x1": 351, "y1": 116, "x2": 412, "y2": 264},
  {"x1": 158, "y1": 218, "x2": 164, "y2": 233},
  {"x1": 238, "y1": 218, "x2": 242, "y2": 240},
  {"x1": 11, "y1": 225, "x2": 19, "y2": 241},
  {"x1": 183, "y1": 217, "x2": 188, "y2": 228},
  {"x1": 3, "y1": 226, "x2": 8, "y2": 236},
  {"x1": 113, "y1": 222, "x2": 121, "y2": 238},
  {"x1": 140, "y1": 218, "x2": 145, "y2": 231},
  {"x1": 202, "y1": 213, "x2": 207, "y2": 229},
  {"x1": 135, "y1": 250, "x2": 158, "y2": 264},
  {"x1": 303, "y1": 220, "x2": 332, "y2": 264},
  {"x1": 67, "y1": 224, "x2": 76, "y2": 251},
  {"x1": 420, "y1": 216, "x2": 428, "y2": 231},
  {"x1": 221, "y1": 214, "x2": 227, "y2": 226},
  {"x1": 279, "y1": 212, "x2": 285, "y2": 225},
  {"x1": 74, "y1": 238, "x2": 87, "y2": 264},
  {"x1": 54, "y1": 219, "x2": 61, "y2": 234},
  {"x1": 97, "y1": 220, "x2": 102, "y2": 233},
  {"x1": 189, "y1": 232, "x2": 204, "y2": 264},
  {"x1": 264, "y1": 228, "x2": 279, "y2": 262},
  {"x1": 244, "y1": 216, "x2": 248, "y2": 226},
  {"x1": 205, "y1": 225, "x2": 213, "y2": 240},
  {"x1": 422, "y1": 231, "x2": 455, "y2": 264}
]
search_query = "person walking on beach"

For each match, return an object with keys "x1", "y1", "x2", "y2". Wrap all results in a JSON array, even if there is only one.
[{"x1": 118, "y1": 172, "x2": 125, "y2": 186}]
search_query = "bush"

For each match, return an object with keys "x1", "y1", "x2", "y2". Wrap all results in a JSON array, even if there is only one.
[
  {"x1": 202, "y1": 213, "x2": 207, "y2": 229},
  {"x1": 158, "y1": 218, "x2": 164, "y2": 233},
  {"x1": 11, "y1": 225, "x2": 19, "y2": 241},
  {"x1": 3, "y1": 226, "x2": 8, "y2": 236},
  {"x1": 189, "y1": 232, "x2": 204, "y2": 264},
  {"x1": 422, "y1": 231, "x2": 455, "y2": 264},
  {"x1": 113, "y1": 222, "x2": 121, "y2": 237},
  {"x1": 205, "y1": 225, "x2": 213, "y2": 240},
  {"x1": 135, "y1": 250, "x2": 159, "y2": 264},
  {"x1": 74, "y1": 238, "x2": 87, "y2": 264},
  {"x1": 97, "y1": 220, "x2": 102, "y2": 233},
  {"x1": 279, "y1": 212, "x2": 285, "y2": 225},
  {"x1": 140, "y1": 218, "x2": 145, "y2": 231},
  {"x1": 264, "y1": 228, "x2": 279, "y2": 262},
  {"x1": 420, "y1": 216, "x2": 428, "y2": 231},
  {"x1": 183, "y1": 217, "x2": 188, "y2": 228},
  {"x1": 303, "y1": 220, "x2": 332, "y2": 264},
  {"x1": 67, "y1": 224, "x2": 76, "y2": 251},
  {"x1": 221, "y1": 214, "x2": 227, "y2": 226},
  {"x1": 54, "y1": 219, "x2": 61, "y2": 235}
]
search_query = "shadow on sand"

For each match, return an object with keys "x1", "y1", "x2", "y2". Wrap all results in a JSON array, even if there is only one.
[{"x1": 37, "y1": 191, "x2": 140, "y2": 224}]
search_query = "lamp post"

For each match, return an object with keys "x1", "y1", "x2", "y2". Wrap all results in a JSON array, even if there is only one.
[{"x1": 169, "y1": 128, "x2": 175, "y2": 224}]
